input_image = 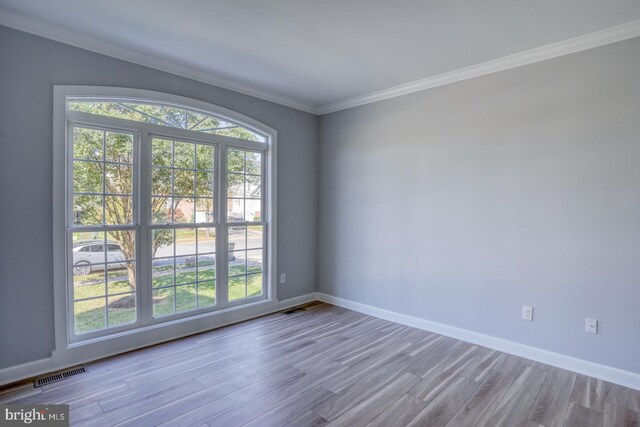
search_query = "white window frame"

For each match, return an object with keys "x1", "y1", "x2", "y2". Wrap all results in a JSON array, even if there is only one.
[{"x1": 53, "y1": 86, "x2": 277, "y2": 357}]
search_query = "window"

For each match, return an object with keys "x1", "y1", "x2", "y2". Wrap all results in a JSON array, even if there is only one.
[
  {"x1": 61, "y1": 91, "x2": 275, "y2": 342},
  {"x1": 226, "y1": 149, "x2": 265, "y2": 302},
  {"x1": 150, "y1": 137, "x2": 217, "y2": 317},
  {"x1": 70, "y1": 126, "x2": 137, "y2": 335},
  {"x1": 69, "y1": 100, "x2": 266, "y2": 142}
]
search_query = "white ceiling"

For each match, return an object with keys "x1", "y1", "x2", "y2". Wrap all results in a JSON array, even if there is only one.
[{"x1": 2, "y1": 0, "x2": 640, "y2": 113}]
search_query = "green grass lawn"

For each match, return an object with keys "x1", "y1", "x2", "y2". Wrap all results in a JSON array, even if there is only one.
[
  {"x1": 73, "y1": 269, "x2": 133, "y2": 299},
  {"x1": 74, "y1": 266, "x2": 262, "y2": 334},
  {"x1": 74, "y1": 295, "x2": 137, "y2": 334},
  {"x1": 228, "y1": 273, "x2": 263, "y2": 301}
]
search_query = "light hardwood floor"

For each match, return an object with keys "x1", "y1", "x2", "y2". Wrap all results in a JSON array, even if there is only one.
[{"x1": 1, "y1": 302, "x2": 639, "y2": 426}]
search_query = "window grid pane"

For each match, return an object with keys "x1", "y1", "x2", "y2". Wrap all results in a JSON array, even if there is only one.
[
  {"x1": 226, "y1": 150, "x2": 263, "y2": 223},
  {"x1": 72, "y1": 228, "x2": 137, "y2": 334},
  {"x1": 151, "y1": 226, "x2": 217, "y2": 317},
  {"x1": 151, "y1": 138, "x2": 215, "y2": 225},
  {"x1": 72, "y1": 128, "x2": 134, "y2": 227}
]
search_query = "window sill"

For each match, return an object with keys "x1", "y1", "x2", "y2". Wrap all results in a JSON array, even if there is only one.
[
  {"x1": 68, "y1": 296, "x2": 272, "y2": 349},
  {"x1": 50, "y1": 295, "x2": 298, "y2": 370}
]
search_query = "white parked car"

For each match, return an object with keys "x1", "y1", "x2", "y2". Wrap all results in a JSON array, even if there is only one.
[{"x1": 72, "y1": 240, "x2": 127, "y2": 275}]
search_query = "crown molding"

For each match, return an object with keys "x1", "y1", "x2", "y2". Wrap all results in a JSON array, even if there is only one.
[
  {"x1": 0, "y1": 7, "x2": 320, "y2": 114},
  {"x1": 2, "y1": 6, "x2": 640, "y2": 117},
  {"x1": 317, "y1": 19, "x2": 640, "y2": 115}
]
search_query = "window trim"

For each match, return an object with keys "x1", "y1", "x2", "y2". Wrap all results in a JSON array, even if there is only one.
[{"x1": 54, "y1": 86, "x2": 278, "y2": 353}]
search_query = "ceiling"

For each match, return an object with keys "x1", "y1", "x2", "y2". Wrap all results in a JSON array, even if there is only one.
[{"x1": 2, "y1": 0, "x2": 640, "y2": 113}]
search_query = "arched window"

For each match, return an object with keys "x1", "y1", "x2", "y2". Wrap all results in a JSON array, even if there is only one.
[
  {"x1": 54, "y1": 87, "x2": 276, "y2": 344},
  {"x1": 69, "y1": 100, "x2": 266, "y2": 142}
]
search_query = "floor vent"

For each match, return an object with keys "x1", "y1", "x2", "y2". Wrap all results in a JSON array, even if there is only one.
[
  {"x1": 283, "y1": 307, "x2": 307, "y2": 315},
  {"x1": 34, "y1": 366, "x2": 86, "y2": 387}
]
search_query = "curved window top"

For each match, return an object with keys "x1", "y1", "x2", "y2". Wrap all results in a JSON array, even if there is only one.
[{"x1": 69, "y1": 99, "x2": 266, "y2": 142}]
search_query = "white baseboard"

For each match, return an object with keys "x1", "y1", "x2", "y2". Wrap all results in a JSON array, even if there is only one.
[
  {"x1": 315, "y1": 292, "x2": 640, "y2": 391},
  {"x1": 5, "y1": 292, "x2": 638, "y2": 392},
  {"x1": 0, "y1": 358, "x2": 53, "y2": 390},
  {"x1": 0, "y1": 293, "x2": 316, "y2": 387}
]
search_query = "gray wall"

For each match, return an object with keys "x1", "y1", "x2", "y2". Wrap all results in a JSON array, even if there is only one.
[
  {"x1": 0, "y1": 26, "x2": 318, "y2": 369},
  {"x1": 2, "y1": 24, "x2": 639, "y2": 377},
  {"x1": 318, "y1": 37, "x2": 640, "y2": 373}
]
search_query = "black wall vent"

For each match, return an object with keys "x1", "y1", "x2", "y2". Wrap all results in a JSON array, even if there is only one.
[{"x1": 34, "y1": 366, "x2": 86, "y2": 387}]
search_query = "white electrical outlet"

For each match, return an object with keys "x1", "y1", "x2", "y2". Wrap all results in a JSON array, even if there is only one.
[
  {"x1": 280, "y1": 273, "x2": 286, "y2": 284},
  {"x1": 522, "y1": 305, "x2": 533, "y2": 321},
  {"x1": 586, "y1": 318, "x2": 598, "y2": 334}
]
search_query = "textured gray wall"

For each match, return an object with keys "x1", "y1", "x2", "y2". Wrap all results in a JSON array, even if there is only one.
[
  {"x1": 318, "y1": 38, "x2": 640, "y2": 373},
  {"x1": 0, "y1": 26, "x2": 318, "y2": 368}
]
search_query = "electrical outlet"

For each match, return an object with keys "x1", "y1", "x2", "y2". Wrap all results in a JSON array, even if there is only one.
[
  {"x1": 586, "y1": 318, "x2": 598, "y2": 334},
  {"x1": 279, "y1": 273, "x2": 286, "y2": 284},
  {"x1": 522, "y1": 305, "x2": 533, "y2": 321}
]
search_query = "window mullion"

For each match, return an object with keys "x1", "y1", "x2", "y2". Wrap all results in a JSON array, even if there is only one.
[
  {"x1": 65, "y1": 122, "x2": 75, "y2": 344},
  {"x1": 218, "y1": 145, "x2": 229, "y2": 308},
  {"x1": 262, "y1": 150, "x2": 268, "y2": 299},
  {"x1": 138, "y1": 129, "x2": 153, "y2": 326}
]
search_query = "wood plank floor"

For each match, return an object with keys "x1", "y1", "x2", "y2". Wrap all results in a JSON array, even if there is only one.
[{"x1": 1, "y1": 302, "x2": 639, "y2": 426}]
